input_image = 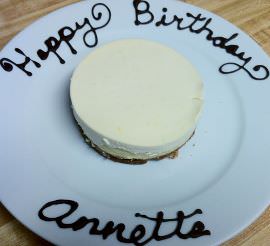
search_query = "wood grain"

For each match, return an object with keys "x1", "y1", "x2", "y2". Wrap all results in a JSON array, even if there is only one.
[{"x1": 0, "y1": 0, "x2": 269, "y2": 245}]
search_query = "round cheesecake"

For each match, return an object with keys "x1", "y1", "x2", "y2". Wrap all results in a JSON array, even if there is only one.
[{"x1": 70, "y1": 39, "x2": 203, "y2": 163}]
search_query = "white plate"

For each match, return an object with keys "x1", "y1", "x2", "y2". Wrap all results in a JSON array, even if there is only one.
[{"x1": 0, "y1": 0, "x2": 270, "y2": 245}]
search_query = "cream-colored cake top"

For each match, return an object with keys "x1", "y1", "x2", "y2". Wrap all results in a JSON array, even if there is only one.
[{"x1": 70, "y1": 39, "x2": 203, "y2": 153}]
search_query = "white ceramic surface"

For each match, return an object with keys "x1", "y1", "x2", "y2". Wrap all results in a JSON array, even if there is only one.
[{"x1": 0, "y1": 0, "x2": 270, "y2": 245}]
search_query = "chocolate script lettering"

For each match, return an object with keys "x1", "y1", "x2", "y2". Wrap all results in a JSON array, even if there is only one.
[
  {"x1": 0, "y1": 3, "x2": 111, "y2": 76},
  {"x1": 38, "y1": 199, "x2": 211, "y2": 246},
  {"x1": 133, "y1": 0, "x2": 269, "y2": 80},
  {"x1": 0, "y1": 48, "x2": 41, "y2": 76},
  {"x1": 1, "y1": 1, "x2": 268, "y2": 81}
]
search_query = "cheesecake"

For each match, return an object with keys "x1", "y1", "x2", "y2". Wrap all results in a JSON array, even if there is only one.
[{"x1": 70, "y1": 39, "x2": 203, "y2": 164}]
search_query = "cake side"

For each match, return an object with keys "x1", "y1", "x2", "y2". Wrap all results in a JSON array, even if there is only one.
[
  {"x1": 72, "y1": 107, "x2": 197, "y2": 161},
  {"x1": 75, "y1": 118, "x2": 195, "y2": 165}
]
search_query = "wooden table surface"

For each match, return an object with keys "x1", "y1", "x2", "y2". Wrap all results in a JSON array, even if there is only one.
[{"x1": 0, "y1": 0, "x2": 269, "y2": 245}]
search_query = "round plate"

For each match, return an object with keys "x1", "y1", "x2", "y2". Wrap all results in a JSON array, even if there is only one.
[{"x1": 0, "y1": 0, "x2": 270, "y2": 245}]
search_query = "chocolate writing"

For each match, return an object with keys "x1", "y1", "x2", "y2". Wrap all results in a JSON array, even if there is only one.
[
  {"x1": 37, "y1": 3, "x2": 111, "y2": 64},
  {"x1": 38, "y1": 199, "x2": 211, "y2": 246},
  {"x1": 0, "y1": 48, "x2": 41, "y2": 76},
  {"x1": 1, "y1": 1, "x2": 268, "y2": 81},
  {"x1": 133, "y1": 0, "x2": 269, "y2": 80},
  {"x1": 0, "y1": 3, "x2": 111, "y2": 76}
]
